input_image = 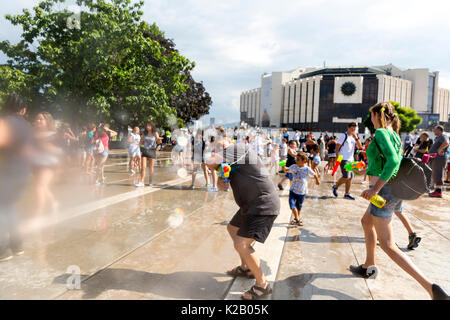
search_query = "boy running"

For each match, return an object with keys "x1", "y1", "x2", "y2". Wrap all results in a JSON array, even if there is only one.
[{"x1": 288, "y1": 152, "x2": 320, "y2": 226}]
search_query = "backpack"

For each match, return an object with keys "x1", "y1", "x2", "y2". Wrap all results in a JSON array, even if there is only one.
[
  {"x1": 95, "y1": 139, "x2": 105, "y2": 154},
  {"x1": 373, "y1": 133, "x2": 432, "y2": 200}
]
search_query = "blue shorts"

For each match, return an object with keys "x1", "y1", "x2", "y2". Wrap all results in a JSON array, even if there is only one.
[
  {"x1": 369, "y1": 184, "x2": 402, "y2": 219},
  {"x1": 289, "y1": 191, "x2": 306, "y2": 211}
]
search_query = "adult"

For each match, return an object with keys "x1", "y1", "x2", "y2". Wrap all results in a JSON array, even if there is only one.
[
  {"x1": 283, "y1": 128, "x2": 289, "y2": 142},
  {"x1": 428, "y1": 125, "x2": 449, "y2": 198},
  {"x1": 351, "y1": 102, "x2": 448, "y2": 300},
  {"x1": 324, "y1": 131, "x2": 330, "y2": 145},
  {"x1": 0, "y1": 95, "x2": 34, "y2": 262},
  {"x1": 135, "y1": 122, "x2": 162, "y2": 187},
  {"x1": 294, "y1": 130, "x2": 301, "y2": 145},
  {"x1": 206, "y1": 143, "x2": 280, "y2": 300},
  {"x1": 332, "y1": 123, "x2": 363, "y2": 200},
  {"x1": 33, "y1": 112, "x2": 61, "y2": 217},
  {"x1": 318, "y1": 134, "x2": 326, "y2": 160},
  {"x1": 412, "y1": 132, "x2": 432, "y2": 160},
  {"x1": 403, "y1": 131, "x2": 413, "y2": 156},
  {"x1": 93, "y1": 125, "x2": 116, "y2": 185},
  {"x1": 84, "y1": 124, "x2": 96, "y2": 174},
  {"x1": 190, "y1": 129, "x2": 210, "y2": 189},
  {"x1": 128, "y1": 126, "x2": 141, "y2": 175}
]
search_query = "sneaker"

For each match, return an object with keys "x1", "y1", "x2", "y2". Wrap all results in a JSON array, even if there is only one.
[
  {"x1": 332, "y1": 185, "x2": 338, "y2": 197},
  {"x1": 209, "y1": 187, "x2": 218, "y2": 192},
  {"x1": 134, "y1": 182, "x2": 145, "y2": 187},
  {"x1": 344, "y1": 194, "x2": 355, "y2": 200},
  {"x1": 148, "y1": 183, "x2": 153, "y2": 187},
  {"x1": 189, "y1": 184, "x2": 195, "y2": 190},
  {"x1": 407, "y1": 233, "x2": 421, "y2": 250},
  {"x1": 432, "y1": 284, "x2": 450, "y2": 300},
  {"x1": 429, "y1": 191, "x2": 442, "y2": 198},
  {"x1": 206, "y1": 183, "x2": 212, "y2": 188},
  {"x1": 0, "y1": 250, "x2": 13, "y2": 263},
  {"x1": 278, "y1": 183, "x2": 284, "y2": 191},
  {"x1": 349, "y1": 265, "x2": 378, "y2": 279},
  {"x1": 128, "y1": 169, "x2": 135, "y2": 175}
]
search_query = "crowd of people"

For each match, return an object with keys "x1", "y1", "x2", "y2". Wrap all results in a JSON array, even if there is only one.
[{"x1": 1, "y1": 94, "x2": 449, "y2": 300}]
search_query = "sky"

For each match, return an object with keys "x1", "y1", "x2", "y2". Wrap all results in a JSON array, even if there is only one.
[{"x1": 1, "y1": 0, "x2": 450, "y2": 124}]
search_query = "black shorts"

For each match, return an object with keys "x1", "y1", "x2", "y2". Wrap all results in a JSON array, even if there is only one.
[
  {"x1": 141, "y1": 148, "x2": 156, "y2": 159},
  {"x1": 229, "y1": 210, "x2": 277, "y2": 244}
]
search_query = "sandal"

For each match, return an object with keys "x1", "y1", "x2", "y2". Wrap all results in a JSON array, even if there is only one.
[
  {"x1": 290, "y1": 218, "x2": 299, "y2": 225},
  {"x1": 297, "y1": 219, "x2": 304, "y2": 226},
  {"x1": 226, "y1": 266, "x2": 255, "y2": 279},
  {"x1": 241, "y1": 283, "x2": 272, "y2": 300}
]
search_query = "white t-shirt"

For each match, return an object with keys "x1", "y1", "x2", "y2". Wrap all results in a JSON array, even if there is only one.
[
  {"x1": 336, "y1": 133, "x2": 356, "y2": 161},
  {"x1": 280, "y1": 143, "x2": 288, "y2": 158}
]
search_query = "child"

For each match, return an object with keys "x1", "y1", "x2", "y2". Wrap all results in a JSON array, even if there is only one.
[
  {"x1": 270, "y1": 144, "x2": 280, "y2": 175},
  {"x1": 310, "y1": 143, "x2": 321, "y2": 177},
  {"x1": 288, "y1": 152, "x2": 320, "y2": 226},
  {"x1": 278, "y1": 140, "x2": 298, "y2": 190},
  {"x1": 324, "y1": 136, "x2": 337, "y2": 175}
]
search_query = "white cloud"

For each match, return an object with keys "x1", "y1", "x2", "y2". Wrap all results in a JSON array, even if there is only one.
[{"x1": 2, "y1": 0, "x2": 450, "y2": 123}]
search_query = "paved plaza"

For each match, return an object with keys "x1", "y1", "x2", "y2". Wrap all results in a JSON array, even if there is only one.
[{"x1": 1, "y1": 150, "x2": 449, "y2": 300}]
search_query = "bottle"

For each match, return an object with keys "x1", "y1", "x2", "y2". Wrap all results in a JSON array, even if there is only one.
[{"x1": 370, "y1": 194, "x2": 386, "y2": 208}]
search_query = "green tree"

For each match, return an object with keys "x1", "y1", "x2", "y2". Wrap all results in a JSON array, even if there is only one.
[
  {"x1": 363, "y1": 101, "x2": 422, "y2": 134},
  {"x1": 142, "y1": 27, "x2": 212, "y2": 124},
  {"x1": 171, "y1": 71, "x2": 212, "y2": 124},
  {"x1": 0, "y1": 0, "x2": 194, "y2": 128}
]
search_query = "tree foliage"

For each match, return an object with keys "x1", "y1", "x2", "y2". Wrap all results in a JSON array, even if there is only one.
[
  {"x1": 363, "y1": 101, "x2": 422, "y2": 134},
  {"x1": 142, "y1": 26, "x2": 212, "y2": 124},
  {"x1": 171, "y1": 71, "x2": 212, "y2": 124},
  {"x1": 0, "y1": 0, "x2": 196, "y2": 128}
]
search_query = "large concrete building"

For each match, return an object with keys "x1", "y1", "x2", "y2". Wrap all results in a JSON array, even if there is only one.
[{"x1": 240, "y1": 64, "x2": 450, "y2": 132}]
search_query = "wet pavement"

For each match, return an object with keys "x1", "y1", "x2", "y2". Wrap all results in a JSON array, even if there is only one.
[{"x1": 0, "y1": 151, "x2": 449, "y2": 300}]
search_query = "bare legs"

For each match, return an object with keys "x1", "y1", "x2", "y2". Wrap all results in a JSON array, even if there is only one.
[
  {"x1": 140, "y1": 157, "x2": 155, "y2": 184},
  {"x1": 227, "y1": 224, "x2": 267, "y2": 289},
  {"x1": 95, "y1": 155, "x2": 108, "y2": 182},
  {"x1": 360, "y1": 209, "x2": 434, "y2": 298},
  {"x1": 335, "y1": 177, "x2": 352, "y2": 194},
  {"x1": 394, "y1": 211, "x2": 414, "y2": 235},
  {"x1": 34, "y1": 168, "x2": 57, "y2": 216}
]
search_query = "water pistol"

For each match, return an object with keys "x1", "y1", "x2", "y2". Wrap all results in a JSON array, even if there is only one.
[
  {"x1": 218, "y1": 163, "x2": 232, "y2": 183},
  {"x1": 344, "y1": 161, "x2": 366, "y2": 175},
  {"x1": 331, "y1": 155, "x2": 343, "y2": 176},
  {"x1": 421, "y1": 153, "x2": 437, "y2": 164},
  {"x1": 279, "y1": 159, "x2": 287, "y2": 167}
]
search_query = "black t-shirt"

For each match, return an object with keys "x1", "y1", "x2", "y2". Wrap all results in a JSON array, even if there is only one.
[
  {"x1": 223, "y1": 144, "x2": 280, "y2": 216},
  {"x1": 328, "y1": 141, "x2": 336, "y2": 154},
  {"x1": 414, "y1": 139, "x2": 433, "y2": 159},
  {"x1": 286, "y1": 151, "x2": 296, "y2": 167}
]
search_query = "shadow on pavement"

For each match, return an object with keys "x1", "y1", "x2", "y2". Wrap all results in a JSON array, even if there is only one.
[
  {"x1": 53, "y1": 269, "x2": 233, "y2": 300},
  {"x1": 273, "y1": 273, "x2": 360, "y2": 300},
  {"x1": 280, "y1": 228, "x2": 365, "y2": 244}
]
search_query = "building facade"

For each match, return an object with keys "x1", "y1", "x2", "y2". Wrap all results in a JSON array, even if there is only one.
[{"x1": 240, "y1": 64, "x2": 450, "y2": 132}]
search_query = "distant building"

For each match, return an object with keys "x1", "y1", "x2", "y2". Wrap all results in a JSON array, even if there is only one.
[{"x1": 240, "y1": 64, "x2": 450, "y2": 132}]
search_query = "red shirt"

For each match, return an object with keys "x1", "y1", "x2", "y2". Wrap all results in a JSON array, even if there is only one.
[{"x1": 94, "y1": 133, "x2": 109, "y2": 151}]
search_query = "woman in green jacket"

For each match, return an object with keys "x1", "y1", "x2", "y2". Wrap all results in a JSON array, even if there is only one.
[{"x1": 350, "y1": 102, "x2": 448, "y2": 300}]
